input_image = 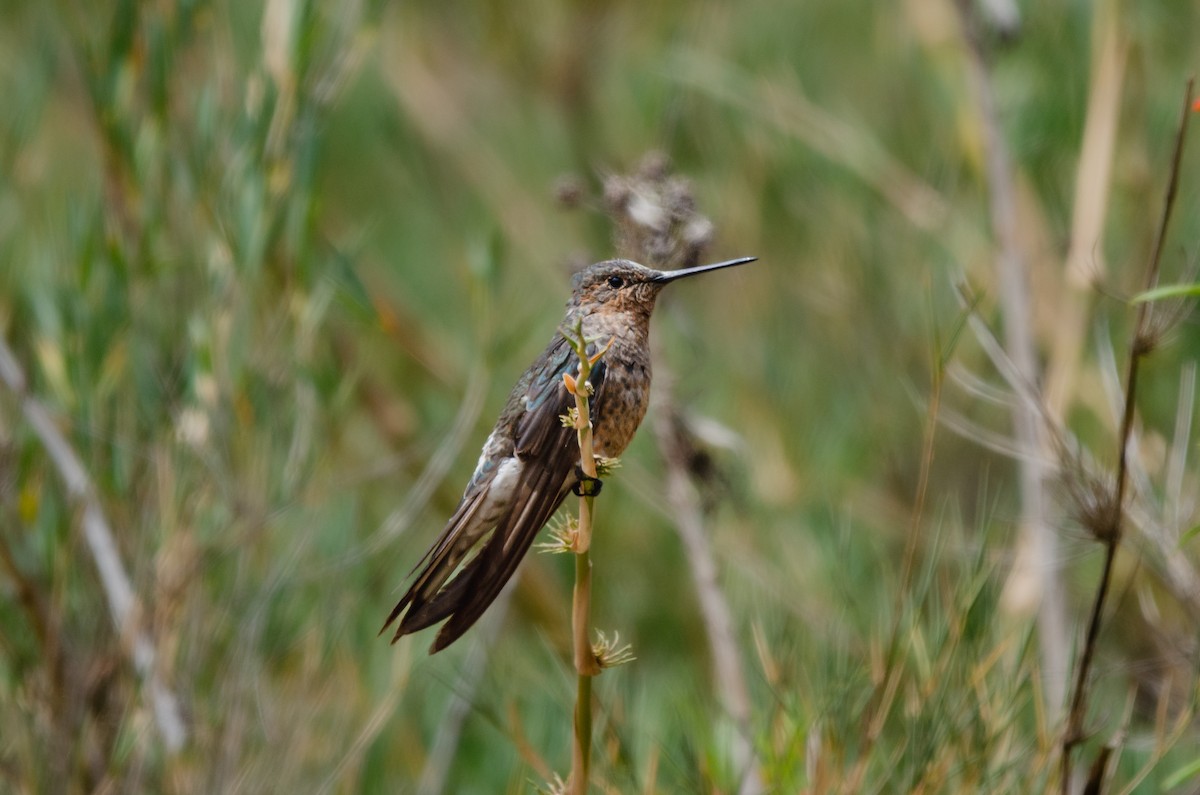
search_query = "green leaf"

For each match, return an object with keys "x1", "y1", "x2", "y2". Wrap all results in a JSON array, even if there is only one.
[
  {"x1": 324, "y1": 246, "x2": 376, "y2": 322},
  {"x1": 467, "y1": 228, "x2": 505, "y2": 292},
  {"x1": 1131, "y1": 283, "x2": 1200, "y2": 303},
  {"x1": 1163, "y1": 756, "x2": 1200, "y2": 789},
  {"x1": 1179, "y1": 524, "x2": 1200, "y2": 547}
]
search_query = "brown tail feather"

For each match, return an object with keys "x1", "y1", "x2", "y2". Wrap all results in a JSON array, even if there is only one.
[
  {"x1": 379, "y1": 493, "x2": 486, "y2": 638},
  {"x1": 430, "y1": 468, "x2": 571, "y2": 652},
  {"x1": 391, "y1": 551, "x2": 488, "y2": 637},
  {"x1": 380, "y1": 469, "x2": 570, "y2": 648}
]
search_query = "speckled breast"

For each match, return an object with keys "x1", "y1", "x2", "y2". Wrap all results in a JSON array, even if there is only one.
[{"x1": 591, "y1": 349, "x2": 652, "y2": 459}]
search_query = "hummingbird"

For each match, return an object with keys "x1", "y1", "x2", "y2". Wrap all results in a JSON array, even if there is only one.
[{"x1": 382, "y1": 255, "x2": 756, "y2": 653}]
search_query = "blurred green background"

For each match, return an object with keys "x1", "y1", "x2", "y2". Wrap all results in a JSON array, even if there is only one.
[{"x1": 1, "y1": 0, "x2": 1199, "y2": 792}]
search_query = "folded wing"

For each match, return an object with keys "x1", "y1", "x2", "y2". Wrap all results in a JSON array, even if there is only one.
[{"x1": 382, "y1": 337, "x2": 608, "y2": 652}]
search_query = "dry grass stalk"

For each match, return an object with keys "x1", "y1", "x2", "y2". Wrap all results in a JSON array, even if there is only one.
[
  {"x1": 954, "y1": 0, "x2": 1070, "y2": 715},
  {"x1": 1047, "y1": 0, "x2": 1126, "y2": 420},
  {"x1": 0, "y1": 333, "x2": 187, "y2": 752},
  {"x1": 601, "y1": 154, "x2": 766, "y2": 793},
  {"x1": 1060, "y1": 78, "x2": 1195, "y2": 792}
]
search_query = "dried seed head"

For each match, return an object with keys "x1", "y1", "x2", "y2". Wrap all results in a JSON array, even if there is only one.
[
  {"x1": 538, "y1": 773, "x2": 569, "y2": 795},
  {"x1": 592, "y1": 629, "x2": 636, "y2": 668},
  {"x1": 593, "y1": 456, "x2": 621, "y2": 478},
  {"x1": 683, "y1": 216, "x2": 715, "y2": 250},
  {"x1": 1134, "y1": 256, "x2": 1199, "y2": 356},
  {"x1": 636, "y1": 150, "x2": 671, "y2": 181},
  {"x1": 628, "y1": 189, "x2": 667, "y2": 232},
  {"x1": 602, "y1": 175, "x2": 632, "y2": 214},
  {"x1": 536, "y1": 515, "x2": 580, "y2": 554},
  {"x1": 604, "y1": 157, "x2": 714, "y2": 270},
  {"x1": 553, "y1": 174, "x2": 585, "y2": 209},
  {"x1": 1135, "y1": 293, "x2": 1195, "y2": 357},
  {"x1": 663, "y1": 176, "x2": 696, "y2": 218},
  {"x1": 1060, "y1": 459, "x2": 1122, "y2": 544}
]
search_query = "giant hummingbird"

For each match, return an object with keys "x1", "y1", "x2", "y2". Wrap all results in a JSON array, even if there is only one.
[{"x1": 382, "y1": 255, "x2": 756, "y2": 652}]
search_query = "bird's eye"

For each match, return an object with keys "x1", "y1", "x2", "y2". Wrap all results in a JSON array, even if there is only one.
[{"x1": 607, "y1": 275, "x2": 624, "y2": 289}]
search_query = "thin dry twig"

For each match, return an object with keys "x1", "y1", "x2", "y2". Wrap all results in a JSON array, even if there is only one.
[
  {"x1": 1165, "y1": 362, "x2": 1195, "y2": 526},
  {"x1": 945, "y1": 308, "x2": 1200, "y2": 623},
  {"x1": 955, "y1": 0, "x2": 1070, "y2": 715},
  {"x1": 0, "y1": 333, "x2": 187, "y2": 752},
  {"x1": 956, "y1": 270, "x2": 1200, "y2": 613},
  {"x1": 1061, "y1": 78, "x2": 1195, "y2": 791},
  {"x1": 1047, "y1": 1, "x2": 1126, "y2": 418}
]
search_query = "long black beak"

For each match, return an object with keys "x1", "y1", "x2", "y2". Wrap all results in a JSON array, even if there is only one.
[{"x1": 650, "y1": 256, "x2": 757, "y2": 283}]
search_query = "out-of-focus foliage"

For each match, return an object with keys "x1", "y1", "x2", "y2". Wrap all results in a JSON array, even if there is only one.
[{"x1": 0, "y1": 0, "x2": 1198, "y2": 792}]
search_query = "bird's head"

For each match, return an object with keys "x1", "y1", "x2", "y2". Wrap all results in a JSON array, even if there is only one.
[{"x1": 567, "y1": 256, "x2": 755, "y2": 319}]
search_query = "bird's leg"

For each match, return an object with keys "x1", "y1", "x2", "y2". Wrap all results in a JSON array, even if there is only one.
[{"x1": 572, "y1": 464, "x2": 603, "y2": 497}]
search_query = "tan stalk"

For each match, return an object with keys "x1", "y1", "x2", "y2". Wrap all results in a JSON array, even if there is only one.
[{"x1": 565, "y1": 322, "x2": 607, "y2": 794}]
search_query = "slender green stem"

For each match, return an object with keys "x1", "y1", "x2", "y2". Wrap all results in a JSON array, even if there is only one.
[
  {"x1": 567, "y1": 323, "x2": 602, "y2": 794},
  {"x1": 571, "y1": 552, "x2": 594, "y2": 793},
  {"x1": 570, "y1": 513, "x2": 596, "y2": 795}
]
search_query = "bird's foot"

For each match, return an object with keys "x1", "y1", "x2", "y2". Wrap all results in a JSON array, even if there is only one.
[{"x1": 572, "y1": 465, "x2": 603, "y2": 497}]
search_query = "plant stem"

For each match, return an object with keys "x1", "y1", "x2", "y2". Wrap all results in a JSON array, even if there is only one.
[
  {"x1": 0, "y1": 334, "x2": 188, "y2": 752},
  {"x1": 955, "y1": 0, "x2": 1069, "y2": 716},
  {"x1": 569, "y1": 330, "x2": 602, "y2": 795},
  {"x1": 1060, "y1": 77, "x2": 1193, "y2": 792},
  {"x1": 570, "y1": 534, "x2": 596, "y2": 795}
]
